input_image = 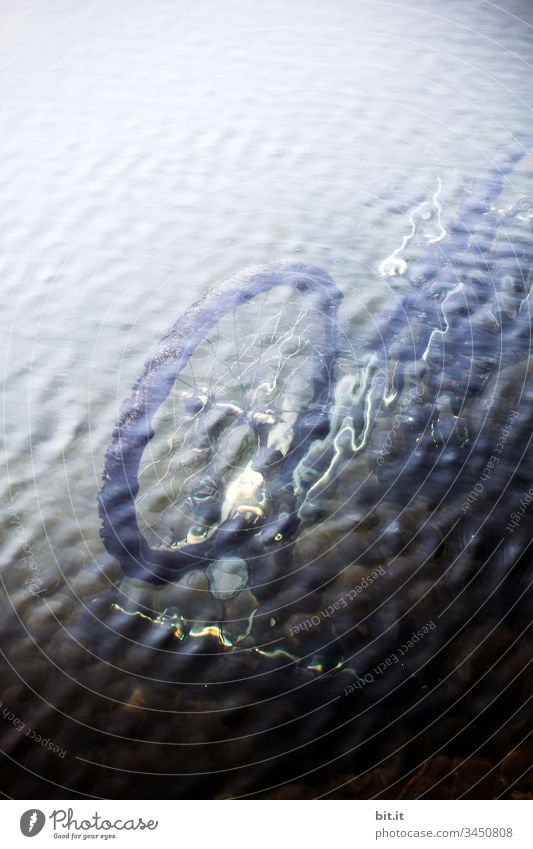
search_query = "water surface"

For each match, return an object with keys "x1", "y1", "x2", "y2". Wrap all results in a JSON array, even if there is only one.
[{"x1": 1, "y1": 0, "x2": 532, "y2": 799}]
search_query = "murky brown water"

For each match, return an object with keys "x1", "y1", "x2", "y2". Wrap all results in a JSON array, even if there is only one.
[{"x1": 1, "y1": 0, "x2": 532, "y2": 799}]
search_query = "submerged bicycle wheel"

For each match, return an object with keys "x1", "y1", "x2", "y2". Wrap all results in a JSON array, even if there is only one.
[{"x1": 99, "y1": 262, "x2": 342, "y2": 584}]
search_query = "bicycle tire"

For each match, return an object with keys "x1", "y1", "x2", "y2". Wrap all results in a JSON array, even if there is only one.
[{"x1": 99, "y1": 261, "x2": 342, "y2": 584}]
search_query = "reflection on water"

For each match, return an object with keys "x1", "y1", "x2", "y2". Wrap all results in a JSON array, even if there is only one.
[{"x1": 1, "y1": 0, "x2": 532, "y2": 799}]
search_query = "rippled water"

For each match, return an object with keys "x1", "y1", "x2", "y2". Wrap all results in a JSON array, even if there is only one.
[{"x1": 1, "y1": 0, "x2": 532, "y2": 799}]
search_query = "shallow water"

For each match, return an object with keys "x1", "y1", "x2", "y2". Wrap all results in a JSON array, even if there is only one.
[{"x1": 1, "y1": 0, "x2": 532, "y2": 798}]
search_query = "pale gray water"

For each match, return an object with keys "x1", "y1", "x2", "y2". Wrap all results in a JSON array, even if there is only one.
[{"x1": 1, "y1": 0, "x2": 532, "y2": 799}]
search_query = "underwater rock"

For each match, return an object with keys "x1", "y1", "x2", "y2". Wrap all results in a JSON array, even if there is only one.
[{"x1": 207, "y1": 557, "x2": 249, "y2": 600}]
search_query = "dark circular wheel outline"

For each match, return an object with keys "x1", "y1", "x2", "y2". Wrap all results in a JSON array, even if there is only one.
[{"x1": 98, "y1": 261, "x2": 343, "y2": 584}]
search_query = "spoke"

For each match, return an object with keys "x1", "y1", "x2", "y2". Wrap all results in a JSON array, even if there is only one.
[{"x1": 134, "y1": 281, "x2": 329, "y2": 547}]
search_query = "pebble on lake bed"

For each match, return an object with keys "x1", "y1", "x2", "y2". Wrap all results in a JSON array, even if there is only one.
[{"x1": 206, "y1": 557, "x2": 249, "y2": 600}]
